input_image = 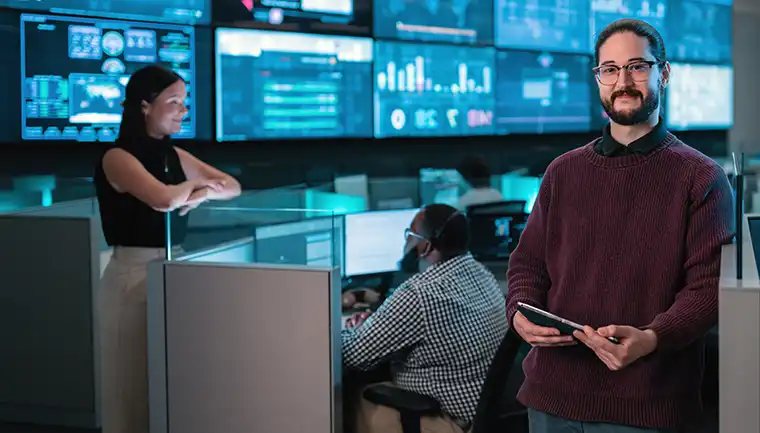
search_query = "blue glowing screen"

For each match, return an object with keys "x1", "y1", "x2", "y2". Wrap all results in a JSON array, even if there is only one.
[
  {"x1": 666, "y1": 63, "x2": 733, "y2": 131},
  {"x1": 374, "y1": 41, "x2": 495, "y2": 138},
  {"x1": 494, "y1": 0, "x2": 591, "y2": 53},
  {"x1": 213, "y1": 0, "x2": 370, "y2": 35},
  {"x1": 20, "y1": 14, "x2": 196, "y2": 141},
  {"x1": 496, "y1": 50, "x2": 593, "y2": 134},
  {"x1": 374, "y1": 0, "x2": 493, "y2": 44},
  {"x1": 590, "y1": 0, "x2": 667, "y2": 47},
  {"x1": 0, "y1": 0, "x2": 209, "y2": 25},
  {"x1": 668, "y1": 0, "x2": 731, "y2": 63},
  {"x1": 215, "y1": 28, "x2": 373, "y2": 141}
]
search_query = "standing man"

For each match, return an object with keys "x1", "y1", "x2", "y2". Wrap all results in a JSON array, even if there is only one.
[{"x1": 505, "y1": 19, "x2": 733, "y2": 433}]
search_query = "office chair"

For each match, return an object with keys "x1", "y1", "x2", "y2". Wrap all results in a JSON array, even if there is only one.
[
  {"x1": 466, "y1": 200, "x2": 527, "y2": 215},
  {"x1": 362, "y1": 330, "x2": 523, "y2": 433},
  {"x1": 465, "y1": 202, "x2": 528, "y2": 262}
]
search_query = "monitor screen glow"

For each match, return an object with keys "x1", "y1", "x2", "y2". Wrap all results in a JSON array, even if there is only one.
[
  {"x1": 666, "y1": 63, "x2": 733, "y2": 130},
  {"x1": 215, "y1": 28, "x2": 374, "y2": 141},
  {"x1": 374, "y1": 41, "x2": 496, "y2": 138},
  {"x1": 494, "y1": 0, "x2": 591, "y2": 53},
  {"x1": 374, "y1": 0, "x2": 493, "y2": 44},
  {"x1": 344, "y1": 209, "x2": 417, "y2": 276},
  {"x1": 1, "y1": 0, "x2": 209, "y2": 25},
  {"x1": 20, "y1": 13, "x2": 196, "y2": 141},
  {"x1": 495, "y1": 50, "x2": 593, "y2": 134}
]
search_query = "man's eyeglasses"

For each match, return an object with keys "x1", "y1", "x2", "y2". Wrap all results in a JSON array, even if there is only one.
[
  {"x1": 592, "y1": 60, "x2": 663, "y2": 86},
  {"x1": 404, "y1": 228, "x2": 427, "y2": 242}
]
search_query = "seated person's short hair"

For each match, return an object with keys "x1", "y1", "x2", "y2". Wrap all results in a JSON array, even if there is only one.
[
  {"x1": 420, "y1": 204, "x2": 469, "y2": 258},
  {"x1": 456, "y1": 155, "x2": 492, "y2": 188}
]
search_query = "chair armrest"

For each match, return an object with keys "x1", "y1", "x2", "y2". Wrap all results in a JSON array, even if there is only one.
[{"x1": 363, "y1": 383, "x2": 441, "y2": 414}]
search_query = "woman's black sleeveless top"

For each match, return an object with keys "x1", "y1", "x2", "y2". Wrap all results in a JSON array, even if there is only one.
[{"x1": 94, "y1": 138, "x2": 189, "y2": 247}]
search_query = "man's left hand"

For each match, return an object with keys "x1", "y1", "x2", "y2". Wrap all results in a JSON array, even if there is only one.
[{"x1": 573, "y1": 325, "x2": 658, "y2": 371}]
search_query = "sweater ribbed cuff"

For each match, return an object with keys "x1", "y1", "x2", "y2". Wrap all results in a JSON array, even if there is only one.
[
  {"x1": 506, "y1": 297, "x2": 542, "y2": 331},
  {"x1": 644, "y1": 316, "x2": 678, "y2": 353}
]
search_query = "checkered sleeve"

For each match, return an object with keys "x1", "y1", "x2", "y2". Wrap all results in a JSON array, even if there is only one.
[{"x1": 341, "y1": 284, "x2": 425, "y2": 371}]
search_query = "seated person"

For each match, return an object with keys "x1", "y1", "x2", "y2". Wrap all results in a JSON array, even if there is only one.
[
  {"x1": 342, "y1": 204, "x2": 508, "y2": 433},
  {"x1": 455, "y1": 155, "x2": 504, "y2": 210}
]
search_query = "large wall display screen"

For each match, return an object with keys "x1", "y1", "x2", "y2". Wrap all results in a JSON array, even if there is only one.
[
  {"x1": 374, "y1": 41, "x2": 496, "y2": 138},
  {"x1": 215, "y1": 29, "x2": 374, "y2": 141},
  {"x1": 20, "y1": 14, "x2": 196, "y2": 141}
]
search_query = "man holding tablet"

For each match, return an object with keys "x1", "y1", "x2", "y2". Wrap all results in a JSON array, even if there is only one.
[{"x1": 505, "y1": 19, "x2": 733, "y2": 433}]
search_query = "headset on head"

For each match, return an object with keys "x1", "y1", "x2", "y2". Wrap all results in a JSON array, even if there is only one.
[{"x1": 422, "y1": 209, "x2": 463, "y2": 255}]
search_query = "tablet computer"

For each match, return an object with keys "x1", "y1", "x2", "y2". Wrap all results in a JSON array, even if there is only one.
[{"x1": 517, "y1": 302, "x2": 619, "y2": 344}]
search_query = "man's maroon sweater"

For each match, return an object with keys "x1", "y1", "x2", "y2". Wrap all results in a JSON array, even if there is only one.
[{"x1": 505, "y1": 134, "x2": 733, "y2": 430}]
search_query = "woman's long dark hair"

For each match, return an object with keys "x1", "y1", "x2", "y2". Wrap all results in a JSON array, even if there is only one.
[{"x1": 117, "y1": 65, "x2": 184, "y2": 143}]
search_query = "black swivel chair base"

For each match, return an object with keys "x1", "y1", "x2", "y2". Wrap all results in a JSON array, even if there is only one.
[{"x1": 362, "y1": 383, "x2": 441, "y2": 433}]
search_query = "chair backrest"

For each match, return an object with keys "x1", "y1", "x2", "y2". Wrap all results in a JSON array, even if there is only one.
[
  {"x1": 466, "y1": 201, "x2": 527, "y2": 215},
  {"x1": 471, "y1": 330, "x2": 524, "y2": 433},
  {"x1": 465, "y1": 203, "x2": 528, "y2": 261}
]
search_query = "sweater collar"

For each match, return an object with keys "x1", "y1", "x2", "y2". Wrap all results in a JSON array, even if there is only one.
[
  {"x1": 583, "y1": 132, "x2": 677, "y2": 169},
  {"x1": 596, "y1": 117, "x2": 668, "y2": 157}
]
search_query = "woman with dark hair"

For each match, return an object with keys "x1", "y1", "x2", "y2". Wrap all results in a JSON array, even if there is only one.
[{"x1": 94, "y1": 65, "x2": 240, "y2": 433}]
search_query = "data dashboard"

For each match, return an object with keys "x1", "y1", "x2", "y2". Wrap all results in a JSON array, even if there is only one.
[
  {"x1": 213, "y1": 0, "x2": 370, "y2": 35},
  {"x1": 496, "y1": 51, "x2": 592, "y2": 134},
  {"x1": 494, "y1": 0, "x2": 591, "y2": 53},
  {"x1": 20, "y1": 14, "x2": 196, "y2": 141},
  {"x1": 374, "y1": 42, "x2": 495, "y2": 138},
  {"x1": 666, "y1": 63, "x2": 732, "y2": 130},
  {"x1": 215, "y1": 29, "x2": 373, "y2": 141},
  {"x1": 668, "y1": 0, "x2": 731, "y2": 63},
  {"x1": 0, "y1": 0, "x2": 209, "y2": 25},
  {"x1": 590, "y1": 0, "x2": 667, "y2": 48},
  {"x1": 374, "y1": 0, "x2": 493, "y2": 45}
]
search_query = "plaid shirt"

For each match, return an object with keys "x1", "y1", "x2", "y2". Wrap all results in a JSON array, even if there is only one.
[{"x1": 342, "y1": 253, "x2": 508, "y2": 423}]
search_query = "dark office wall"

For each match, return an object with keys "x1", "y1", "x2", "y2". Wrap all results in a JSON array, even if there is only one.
[{"x1": 0, "y1": 128, "x2": 727, "y2": 190}]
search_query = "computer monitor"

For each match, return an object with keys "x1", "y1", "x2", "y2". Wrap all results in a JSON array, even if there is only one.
[
  {"x1": 215, "y1": 28, "x2": 374, "y2": 141},
  {"x1": 666, "y1": 63, "x2": 733, "y2": 131},
  {"x1": 368, "y1": 178, "x2": 420, "y2": 210},
  {"x1": 590, "y1": 0, "x2": 667, "y2": 48},
  {"x1": 374, "y1": 41, "x2": 496, "y2": 138},
  {"x1": 212, "y1": 0, "x2": 370, "y2": 35},
  {"x1": 374, "y1": 0, "x2": 493, "y2": 44},
  {"x1": 19, "y1": 14, "x2": 196, "y2": 141},
  {"x1": 0, "y1": 0, "x2": 210, "y2": 25},
  {"x1": 494, "y1": 0, "x2": 591, "y2": 54},
  {"x1": 419, "y1": 168, "x2": 464, "y2": 207},
  {"x1": 495, "y1": 50, "x2": 593, "y2": 134},
  {"x1": 344, "y1": 209, "x2": 418, "y2": 276},
  {"x1": 667, "y1": 0, "x2": 731, "y2": 63},
  {"x1": 254, "y1": 217, "x2": 344, "y2": 273},
  {"x1": 745, "y1": 214, "x2": 760, "y2": 278}
]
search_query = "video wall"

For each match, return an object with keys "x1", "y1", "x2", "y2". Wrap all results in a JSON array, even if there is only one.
[{"x1": 0, "y1": 0, "x2": 734, "y2": 143}]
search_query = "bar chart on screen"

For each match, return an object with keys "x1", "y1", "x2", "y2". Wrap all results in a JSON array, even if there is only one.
[{"x1": 374, "y1": 41, "x2": 495, "y2": 138}]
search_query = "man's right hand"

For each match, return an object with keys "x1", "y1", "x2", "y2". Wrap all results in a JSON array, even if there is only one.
[{"x1": 513, "y1": 311, "x2": 577, "y2": 347}]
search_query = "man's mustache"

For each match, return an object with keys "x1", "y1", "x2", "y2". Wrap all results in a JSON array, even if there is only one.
[{"x1": 611, "y1": 89, "x2": 643, "y2": 102}]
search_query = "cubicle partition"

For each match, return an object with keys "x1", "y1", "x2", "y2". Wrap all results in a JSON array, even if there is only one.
[
  {"x1": 720, "y1": 215, "x2": 760, "y2": 433},
  {"x1": 150, "y1": 208, "x2": 343, "y2": 433},
  {"x1": 0, "y1": 187, "x2": 351, "y2": 429},
  {"x1": 0, "y1": 199, "x2": 104, "y2": 427}
]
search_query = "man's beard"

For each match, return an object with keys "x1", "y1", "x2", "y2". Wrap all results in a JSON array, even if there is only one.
[{"x1": 601, "y1": 87, "x2": 659, "y2": 126}]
